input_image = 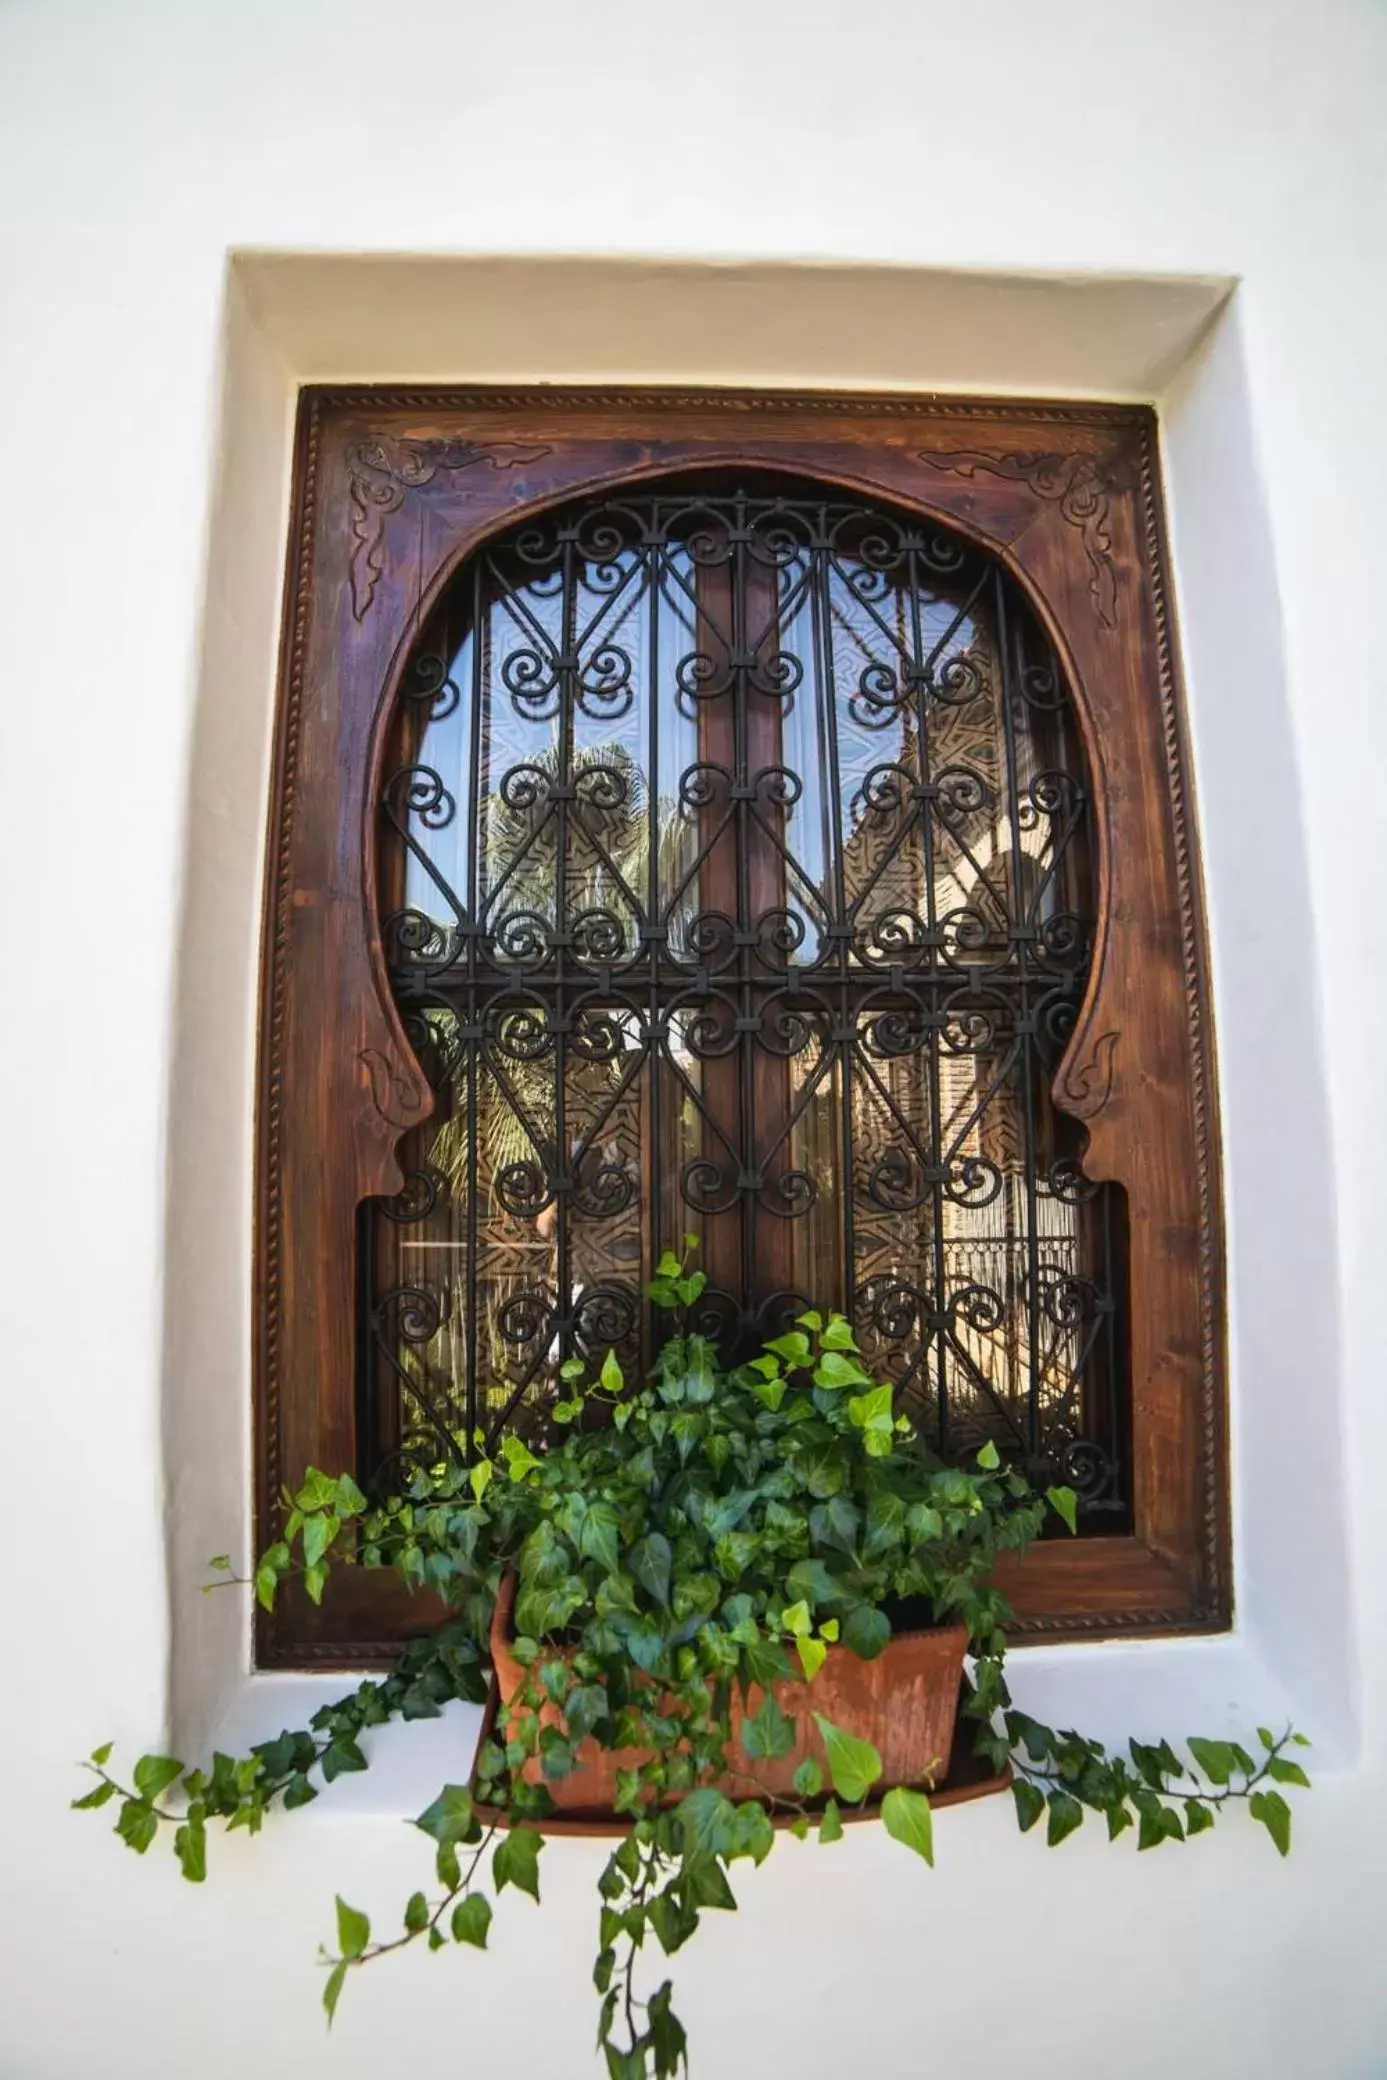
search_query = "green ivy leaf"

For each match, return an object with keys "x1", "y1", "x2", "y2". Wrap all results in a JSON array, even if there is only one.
[
  {"x1": 784, "y1": 1558, "x2": 841, "y2": 1610},
  {"x1": 863, "y1": 1491, "x2": 906, "y2": 1557},
  {"x1": 72, "y1": 1780, "x2": 118, "y2": 1811},
  {"x1": 322, "y1": 1962, "x2": 347, "y2": 2027},
  {"x1": 780, "y1": 1599, "x2": 812, "y2": 1637},
  {"x1": 742, "y1": 1634, "x2": 793, "y2": 1688},
  {"x1": 133, "y1": 1755, "x2": 184, "y2": 1804},
  {"x1": 843, "y1": 1605, "x2": 891, "y2": 1661},
  {"x1": 976, "y1": 1439, "x2": 1001, "y2": 1470},
  {"x1": 676, "y1": 1787, "x2": 736, "y2": 1858},
  {"x1": 579, "y1": 1500, "x2": 622, "y2": 1577},
  {"x1": 741, "y1": 1691, "x2": 795, "y2": 1761},
  {"x1": 797, "y1": 1634, "x2": 828, "y2": 1681},
  {"x1": 797, "y1": 1444, "x2": 845, "y2": 1498},
  {"x1": 819, "y1": 1316, "x2": 857, "y2": 1350},
  {"x1": 501, "y1": 1435, "x2": 542, "y2": 1482},
  {"x1": 1106, "y1": 1802, "x2": 1133, "y2": 1841},
  {"x1": 813, "y1": 1714, "x2": 882, "y2": 1804},
  {"x1": 881, "y1": 1785, "x2": 934, "y2": 1864},
  {"x1": 451, "y1": 1893, "x2": 492, "y2": 1948},
  {"x1": 1249, "y1": 1788, "x2": 1293, "y2": 1857},
  {"x1": 1137, "y1": 1804, "x2": 1185, "y2": 1851},
  {"x1": 817, "y1": 1351, "x2": 874, "y2": 1391},
  {"x1": 684, "y1": 1856, "x2": 737, "y2": 1910},
  {"x1": 648, "y1": 1888, "x2": 698, "y2": 1955},
  {"x1": 335, "y1": 1897, "x2": 370, "y2": 1960},
  {"x1": 1046, "y1": 1789, "x2": 1084, "y2": 1847},
  {"x1": 295, "y1": 1468, "x2": 338, "y2": 1511},
  {"x1": 1184, "y1": 1799, "x2": 1216, "y2": 1836},
  {"x1": 167, "y1": 1806, "x2": 203, "y2": 1881},
  {"x1": 565, "y1": 1683, "x2": 610, "y2": 1743},
  {"x1": 89, "y1": 1742, "x2": 114, "y2": 1766},
  {"x1": 1186, "y1": 1737, "x2": 1235, "y2": 1786},
  {"x1": 468, "y1": 1459, "x2": 494, "y2": 1504},
  {"x1": 748, "y1": 1372, "x2": 787, "y2": 1412},
  {"x1": 1045, "y1": 1485, "x2": 1079, "y2": 1534},
  {"x1": 415, "y1": 1785, "x2": 475, "y2": 1845},
  {"x1": 818, "y1": 1798, "x2": 844, "y2": 1844},
  {"x1": 726, "y1": 1800, "x2": 775, "y2": 1865},
  {"x1": 1011, "y1": 1779, "x2": 1046, "y2": 1833},
  {"x1": 600, "y1": 1349, "x2": 624, "y2": 1395},
  {"x1": 765, "y1": 1330, "x2": 813, "y2": 1367},
  {"x1": 605, "y1": 2040, "x2": 650, "y2": 2080},
  {"x1": 809, "y1": 1496, "x2": 861, "y2": 1557},
  {"x1": 302, "y1": 1512, "x2": 339, "y2": 1568},
  {"x1": 847, "y1": 1381, "x2": 893, "y2": 1436},
  {"x1": 334, "y1": 1472, "x2": 367, "y2": 1516},
  {"x1": 627, "y1": 1532, "x2": 672, "y2": 1608},
  {"x1": 493, "y1": 1825, "x2": 544, "y2": 1901},
  {"x1": 321, "y1": 1737, "x2": 367, "y2": 1783},
  {"x1": 1266, "y1": 1756, "x2": 1312, "y2": 1789},
  {"x1": 404, "y1": 1892, "x2": 429, "y2": 1933},
  {"x1": 115, "y1": 1800, "x2": 158, "y2": 1854},
  {"x1": 792, "y1": 1757, "x2": 823, "y2": 1798}
]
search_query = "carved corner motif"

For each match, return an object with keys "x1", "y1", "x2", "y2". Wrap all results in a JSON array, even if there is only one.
[
  {"x1": 358, "y1": 1045, "x2": 428, "y2": 1129},
  {"x1": 917, "y1": 448, "x2": 1118, "y2": 629},
  {"x1": 347, "y1": 436, "x2": 553, "y2": 622},
  {"x1": 1056, "y1": 1029, "x2": 1119, "y2": 1120}
]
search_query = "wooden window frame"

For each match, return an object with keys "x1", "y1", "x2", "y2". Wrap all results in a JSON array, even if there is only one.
[{"x1": 256, "y1": 387, "x2": 1227, "y2": 1667}]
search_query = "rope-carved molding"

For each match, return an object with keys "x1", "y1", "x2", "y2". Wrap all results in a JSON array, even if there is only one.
[
  {"x1": 916, "y1": 448, "x2": 1119, "y2": 629},
  {"x1": 347, "y1": 436, "x2": 553, "y2": 621}
]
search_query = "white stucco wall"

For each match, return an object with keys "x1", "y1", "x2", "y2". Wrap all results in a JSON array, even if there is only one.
[{"x1": 2, "y1": 4, "x2": 1385, "y2": 2076}]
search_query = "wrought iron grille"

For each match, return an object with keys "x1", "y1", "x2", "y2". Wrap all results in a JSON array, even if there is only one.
[{"x1": 362, "y1": 477, "x2": 1129, "y2": 1521}]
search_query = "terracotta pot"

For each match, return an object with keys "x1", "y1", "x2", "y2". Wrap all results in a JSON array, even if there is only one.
[{"x1": 489, "y1": 1572, "x2": 968, "y2": 1815}]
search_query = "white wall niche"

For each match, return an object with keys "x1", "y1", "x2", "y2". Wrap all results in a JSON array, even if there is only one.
[{"x1": 164, "y1": 253, "x2": 1352, "y2": 1788}]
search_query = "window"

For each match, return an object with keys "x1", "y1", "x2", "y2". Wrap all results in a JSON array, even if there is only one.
[{"x1": 258, "y1": 391, "x2": 1225, "y2": 1664}]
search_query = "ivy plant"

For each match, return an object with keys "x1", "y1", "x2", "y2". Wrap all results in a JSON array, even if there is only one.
[{"x1": 76, "y1": 1254, "x2": 1309, "y2": 2078}]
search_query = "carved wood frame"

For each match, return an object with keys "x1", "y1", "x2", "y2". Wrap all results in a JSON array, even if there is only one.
[{"x1": 256, "y1": 387, "x2": 1227, "y2": 1666}]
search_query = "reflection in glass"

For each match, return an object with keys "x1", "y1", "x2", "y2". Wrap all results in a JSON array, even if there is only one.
[{"x1": 364, "y1": 481, "x2": 1127, "y2": 1523}]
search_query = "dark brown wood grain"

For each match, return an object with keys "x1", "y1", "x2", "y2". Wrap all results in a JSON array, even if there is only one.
[{"x1": 255, "y1": 388, "x2": 1227, "y2": 1666}]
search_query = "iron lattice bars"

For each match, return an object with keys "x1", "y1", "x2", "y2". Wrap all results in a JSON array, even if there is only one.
[{"x1": 362, "y1": 479, "x2": 1129, "y2": 1522}]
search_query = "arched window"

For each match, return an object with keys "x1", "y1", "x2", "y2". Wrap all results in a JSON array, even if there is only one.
[
  {"x1": 365, "y1": 481, "x2": 1128, "y2": 1531},
  {"x1": 258, "y1": 392, "x2": 1223, "y2": 1662}
]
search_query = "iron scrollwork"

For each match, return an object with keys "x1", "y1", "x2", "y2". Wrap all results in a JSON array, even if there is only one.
[{"x1": 359, "y1": 481, "x2": 1129, "y2": 1522}]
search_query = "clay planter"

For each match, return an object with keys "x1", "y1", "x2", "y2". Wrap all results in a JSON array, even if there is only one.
[{"x1": 489, "y1": 1572, "x2": 968, "y2": 1817}]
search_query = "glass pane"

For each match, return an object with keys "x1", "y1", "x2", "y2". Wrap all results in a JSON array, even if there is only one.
[{"x1": 365, "y1": 480, "x2": 1127, "y2": 1523}]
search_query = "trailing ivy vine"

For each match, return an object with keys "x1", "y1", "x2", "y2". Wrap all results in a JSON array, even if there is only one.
[{"x1": 76, "y1": 1257, "x2": 1309, "y2": 2077}]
